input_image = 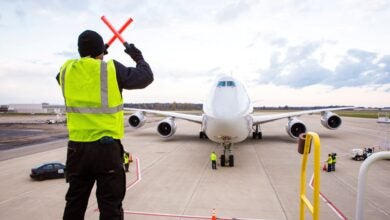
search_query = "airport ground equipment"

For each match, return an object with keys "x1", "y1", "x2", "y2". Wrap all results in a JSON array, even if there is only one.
[
  {"x1": 351, "y1": 147, "x2": 374, "y2": 161},
  {"x1": 298, "y1": 132, "x2": 321, "y2": 220},
  {"x1": 355, "y1": 151, "x2": 390, "y2": 220},
  {"x1": 377, "y1": 112, "x2": 390, "y2": 124}
]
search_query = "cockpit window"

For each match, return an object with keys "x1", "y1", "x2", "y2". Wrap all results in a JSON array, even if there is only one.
[
  {"x1": 217, "y1": 80, "x2": 236, "y2": 87},
  {"x1": 226, "y1": 81, "x2": 236, "y2": 87},
  {"x1": 217, "y1": 81, "x2": 226, "y2": 87}
]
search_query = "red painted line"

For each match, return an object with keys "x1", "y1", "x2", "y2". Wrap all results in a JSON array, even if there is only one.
[
  {"x1": 94, "y1": 157, "x2": 141, "y2": 213},
  {"x1": 95, "y1": 157, "x2": 272, "y2": 220},
  {"x1": 123, "y1": 210, "x2": 271, "y2": 220},
  {"x1": 122, "y1": 158, "x2": 270, "y2": 220},
  {"x1": 126, "y1": 156, "x2": 141, "y2": 190},
  {"x1": 123, "y1": 210, "x2": 212, "y2": 219},
  {"x1": 310, "y1": 174, "x2": 348, "y2": 220}
]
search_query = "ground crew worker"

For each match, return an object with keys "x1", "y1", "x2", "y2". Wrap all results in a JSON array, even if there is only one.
[
  {"x1": 210, "y1": 152, "x2": 217, "y2": 170},
  {"x1": 124, "y1": 151, "x2": 130, "y2": 172},
  {"x1": 327, "y1": 154, "x2": 333, "y2": 172},
  {"x1": 57, "y1": 30, "x2": 153, "y2": 220},
  {"x1": 331, "y1": 153, "x2": 337, "y2": 171}
]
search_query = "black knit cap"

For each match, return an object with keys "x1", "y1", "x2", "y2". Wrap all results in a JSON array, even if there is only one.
[{"x1": 78, "y1": 30, "x2": 105, "y2": 57}]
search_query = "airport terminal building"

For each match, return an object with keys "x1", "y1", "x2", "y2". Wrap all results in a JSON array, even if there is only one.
[{"x1": 5, "y1": 103, "x2": 65, "y2": 114}]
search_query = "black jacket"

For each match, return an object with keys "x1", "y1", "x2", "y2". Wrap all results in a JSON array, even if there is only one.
[{"x1": 56, "y1": 59, "x2": 154, "y2": 93}]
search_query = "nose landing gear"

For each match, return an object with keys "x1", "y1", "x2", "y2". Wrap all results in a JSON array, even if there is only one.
[{"x1": 220, "y1": 142, "x2": 234, "y2": 167}]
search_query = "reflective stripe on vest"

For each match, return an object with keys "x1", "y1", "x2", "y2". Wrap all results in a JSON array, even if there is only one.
[
  {"x1": 59, "y1": 58, "x2": 124, "y2": 141},
  {"x1": 61, "y1": 61, "x2": 123, "y2": 114}
]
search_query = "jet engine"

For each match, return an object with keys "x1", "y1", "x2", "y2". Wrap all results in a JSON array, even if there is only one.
[
  {"x1": 157, "y1": 117, "x2": 177, "y2": 138},
  {"x1": 286, "y1": 118, "x2": 307, "y2": 139},
  {"x1": 321, "y1": 111, "x2": 342, "y2": 130},
  {"x1": 128, "y1": 111, "x2": 146, "y2": 128}
]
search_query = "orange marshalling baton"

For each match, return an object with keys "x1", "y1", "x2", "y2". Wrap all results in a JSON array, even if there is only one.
[
  {"x1": 101, "y1": 15, "x2": 133, "y2": 47},
  {"x1": 106, "y1": 17, "x2": 133, "y2": 46}
]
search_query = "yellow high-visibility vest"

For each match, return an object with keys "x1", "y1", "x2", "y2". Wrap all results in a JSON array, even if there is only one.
[
  {"x1": 210, "y1": 153, "x2": 217, "y2": 161},
  {"x1": 124, "y1": 153, "x2": 129, "y2": 164},
  {"x1": 327, "y1": 156, "x2": 333, "y2": 164},
  {"x1": 59, "y1": 58, "x2": 124, "y2": 141}
]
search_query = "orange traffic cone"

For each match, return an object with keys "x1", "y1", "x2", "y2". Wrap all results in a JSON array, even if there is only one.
[
  {"x1": 211, "y1": 208, "x2": 216, "y2": 220},
  {"x1": 129, "y1": 153, "x2": 133, "y2": 163},
  {"x1": 323, "y1": 163, "x2": 327, "y2": 171}
]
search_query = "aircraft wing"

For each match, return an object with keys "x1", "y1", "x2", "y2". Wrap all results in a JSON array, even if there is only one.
[
  {"x1": 124, "y1": 108, "x2": 203, "y2": 124},
  {"x1": 252, "y1": 106, "x2": 354, "y2": 125}
]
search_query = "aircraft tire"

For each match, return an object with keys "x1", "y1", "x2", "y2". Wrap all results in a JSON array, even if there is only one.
[
  {"x1": 199, "y1": 132, "x2": 208, "y2": 139},
  {"x1": 253, "y1": 132, "x2": 262, "y2": 139},
  {"x1": 221, "y1": 155, "x2": 226, "y2": 167},
  {"x1": 229, "y1": 155, "x2": 234, "y2": 167}
]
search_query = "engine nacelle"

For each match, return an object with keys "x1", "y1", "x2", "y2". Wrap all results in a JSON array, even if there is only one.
[
  {"x1": 321, "y1": 111, "x2": 342, "y2": 130},
  {"x1": 286, "y1": 118, "x2": 307, "y2": 139},
  {"x1": 128, "y1": 111, "x2": 146, "y2": 128},
  {"x1": 157, "y1": 117, "x2": 177, "y2": 138}
]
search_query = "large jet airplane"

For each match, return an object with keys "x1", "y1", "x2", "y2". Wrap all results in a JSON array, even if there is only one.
[{"x1": 125, "y1": 75, "x2": 353, "y2": 167}]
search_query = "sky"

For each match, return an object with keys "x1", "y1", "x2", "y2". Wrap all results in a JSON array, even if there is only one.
[{"x1": 1, "y1": 0, "x2": 390, "y2": 107}]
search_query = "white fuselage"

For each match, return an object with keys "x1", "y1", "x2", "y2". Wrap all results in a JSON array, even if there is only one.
[{"x1": 202, "y1": 76, "x2": 253, "y2": 144}]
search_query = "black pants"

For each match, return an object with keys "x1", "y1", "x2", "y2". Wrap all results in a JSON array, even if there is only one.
[
  {"x1": 327, "y1": 163, "x2": 332, "y2": 172},
  {"x1": 212, "y1": 160, "x2": 217, "y2": 169},
  {"x1": 63, "y1": 138, "x2": 126, "y2": 220}
]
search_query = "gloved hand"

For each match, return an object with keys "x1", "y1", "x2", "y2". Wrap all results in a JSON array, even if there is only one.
[
  {"x1": 124, "y1": 43, "x2": 144, "y2": 63},
  {"x1": 104, "y1": 43, "x2": 109, "y2": 55}
]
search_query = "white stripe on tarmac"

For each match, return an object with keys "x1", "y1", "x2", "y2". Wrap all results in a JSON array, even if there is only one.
[{"x1": 309, "y1": 174, "x2": 348, "y2": 220}]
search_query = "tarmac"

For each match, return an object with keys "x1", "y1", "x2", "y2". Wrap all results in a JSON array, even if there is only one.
[{"x1": 0, "y1": 114, "x2": 389, "y2": 220}]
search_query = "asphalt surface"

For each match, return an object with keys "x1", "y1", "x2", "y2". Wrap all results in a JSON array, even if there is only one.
[
  {"x1": 0, "y1": 115, "x2": 389, "y2": 220},
  {"x1": 0, "y1": 115, "x2": 68, "y2": 151}
]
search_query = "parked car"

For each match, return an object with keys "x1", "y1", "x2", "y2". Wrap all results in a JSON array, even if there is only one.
[{"x1": 30, "y1": 162, "x2": 65, "y2": 181}]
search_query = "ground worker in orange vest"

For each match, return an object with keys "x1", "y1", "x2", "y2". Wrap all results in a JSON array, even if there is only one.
[{"x1": 210, "y1": 152, "x2": 217, "y2": 170}]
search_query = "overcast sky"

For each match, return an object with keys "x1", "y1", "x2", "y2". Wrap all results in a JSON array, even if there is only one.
[{"x1": 1, "y1": 0, "x2": 390, "y2": 107}]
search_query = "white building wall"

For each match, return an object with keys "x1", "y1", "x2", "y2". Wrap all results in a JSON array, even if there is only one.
[{"x1": 8, "y1": 104, "x2": 44, "y2": 113}]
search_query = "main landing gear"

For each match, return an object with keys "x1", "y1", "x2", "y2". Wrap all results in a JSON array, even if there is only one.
[
  {"x1": 199, "y1": 131, "x2": 208, "y2": 139},
  {"x1": 252, "y1": 124, "x2": 262, "y2": 139},
  {"x1": 220, "y1": 142, "x2": 234, "y2": 167}
]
